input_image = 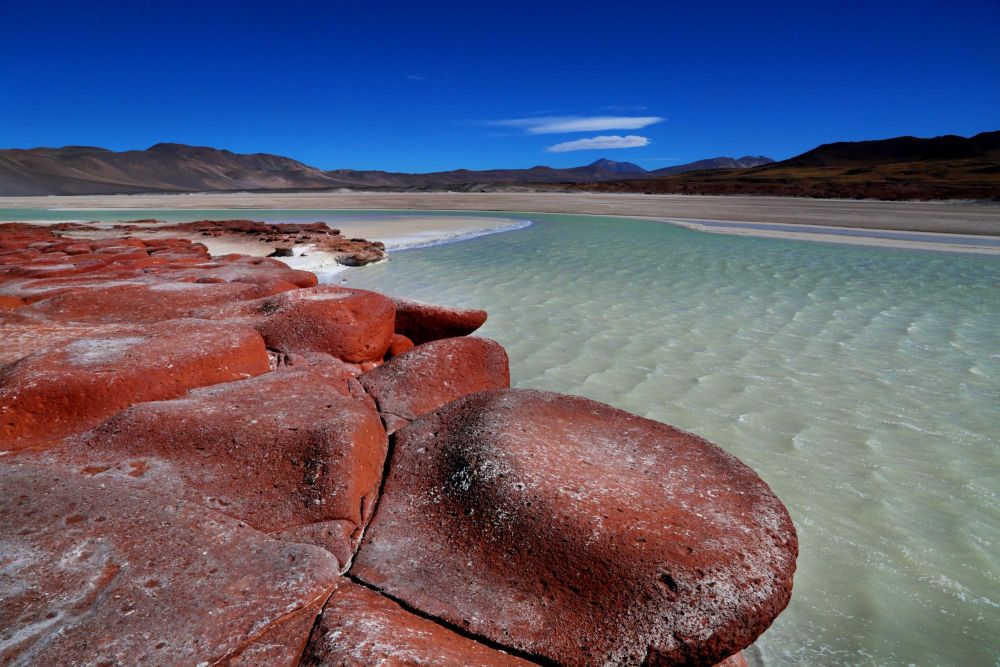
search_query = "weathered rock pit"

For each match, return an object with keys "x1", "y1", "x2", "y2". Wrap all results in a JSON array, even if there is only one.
[{"x1": 0, "y1": 222, "x2": 796, "y2": 665}]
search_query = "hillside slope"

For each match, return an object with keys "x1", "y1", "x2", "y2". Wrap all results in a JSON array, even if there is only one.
[
  {"x1": 574, "y1": 131, "x2": 1000, "y2": 200},
  {"x1": 0, "y1": 144, "x2": 772, "y2": 195}
]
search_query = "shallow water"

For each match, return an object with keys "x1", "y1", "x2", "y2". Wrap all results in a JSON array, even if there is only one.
[
  {"x1": 5, "y1": 209, "x2": 999, "y2": 665},
  {"x1": 338, "y1": 213, "x2": 1000, "y2": 666}
]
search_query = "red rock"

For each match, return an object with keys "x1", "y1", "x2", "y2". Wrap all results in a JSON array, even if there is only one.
[
  {"x1": 155, "y1": 254, "x2": 318, "y2": 289},
  {"x1": 240, "y1": 286, "x2": 396, "y2": 363},
  {"x1": 19, "y1": 356, "x2": 388, "y2": 567},
  {"x1": 360, "y1": 336, "x2": 510, "y2": 434},
  {"x1": 353, "y1": 389, "x2": 797, "y2": 667},
  {"x1": 0, "y1": 464, "x2": 340, "y2": 666},
  {"x1": 0, "y1": 319, "x2": 270, "y2": 449},
  {"x1": 0, "y1": 294, "x2": 23, "y2": 309},
  {"x1": 0, "y1": 316, "x2": 126, "y2": 365},
  {"x1": 386, "y1": 332, "x2": 415, "y2": 358},
  {"x1": 22, "y1": 280, "x2": 259, "y2": 323},
  {"x1": 391, "y1": 296, "x2": 488, "y2": 344},
  {"x1": 2, "y1": 255, "x2": 111, "y2": 279},
  {"x1": 300, "y1": 581, "x2": 533, "y2": 666},
  {"x1": 358, "y1": 360, "x2": 381, "y2": 372}
]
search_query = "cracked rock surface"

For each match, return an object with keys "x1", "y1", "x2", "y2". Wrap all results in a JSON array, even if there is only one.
[
  {"x1": 353, "y1": 389, "x2": 797, "y2": 666},
  {"x1": 0, "y1": 222, "x2": 793, "y2": 665}
]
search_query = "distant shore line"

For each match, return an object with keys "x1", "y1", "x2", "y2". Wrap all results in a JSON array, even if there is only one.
[
  {"x1": 2, "y1": 191, "x2": 999, "y2": 254},
  {"x1": 2, "y1": 191, "x2": 998, "y2": 235}
]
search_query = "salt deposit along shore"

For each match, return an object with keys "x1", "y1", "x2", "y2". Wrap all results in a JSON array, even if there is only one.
[
  {"x1": 0, "y1": 222, "x2": 795, "y2": 665},
  {"x1": 4, "y1": 190, "x2": 999, "y2": 255},
  {"x1": 6, "y1": 214, "x2": 534, "y2": 274}
]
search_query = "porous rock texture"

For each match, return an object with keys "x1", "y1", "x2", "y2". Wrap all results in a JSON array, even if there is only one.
[
  {"x1": 17, "y1": 355, "x2": 387, "y2": 567},
  {"x1": 0, "y1": 463, "x2": 341, "y2": 666},
  {"x1": 0, "y1": 222, "x2": 792, "y2": 666},
  {"x1": 353, "y1": 390, "x2": 797, "y2": 666}
]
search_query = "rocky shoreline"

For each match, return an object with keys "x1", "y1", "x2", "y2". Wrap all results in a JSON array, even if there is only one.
[
  {"x1": 0, "y1": 222, "x2": 797, "y2": 666},
  {"x1": 4, "y1": 218, "x2": 389, "y2": 271}
]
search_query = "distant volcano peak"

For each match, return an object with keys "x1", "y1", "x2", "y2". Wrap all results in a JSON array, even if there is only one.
[{"x1": 587, "y1": 158, "x2": 646, "y2": 173}]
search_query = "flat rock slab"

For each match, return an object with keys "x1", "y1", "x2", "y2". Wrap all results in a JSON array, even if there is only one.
[
  {"x1": 0, "y1": 464, "x2": 341, "y2": 666},
  {"x1": 361, "y1": 336, "x2": 510, "y2": 434},
  {"x1": 21, "y1": 280, "x2": 262, "y2": 323},
  {"x1": 391, "y1": 297, "x2": 488, "y2": 345},
  {"x1": 17, "y1": 356, "x2": 388, "y2": 567},
  {"x1": 353, "y1": 389, "x2": 797, "y2": 666},
  {"x1": 301, "y1": 580, "x2": 533, "y2": 666},
  {"x1": 0, "y1": 318, "x2": 270, "y2": 449}
]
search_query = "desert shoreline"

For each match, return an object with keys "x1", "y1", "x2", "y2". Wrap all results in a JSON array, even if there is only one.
[{"x1": 2, "y1": 191, "x2": 1000, "y2": 235}]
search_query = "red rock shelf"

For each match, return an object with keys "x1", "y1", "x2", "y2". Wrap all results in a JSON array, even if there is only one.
[{"x1": 0, "y1": 222, "x2": 796, "y2": 666}]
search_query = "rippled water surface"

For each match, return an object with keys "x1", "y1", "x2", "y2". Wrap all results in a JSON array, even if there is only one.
[
  {"x1": 337, "y1": 212, "x2": 1000, "y2": 666},
  {"x1": 5, "y1": 209, "x2": 998, "y2": 665}
]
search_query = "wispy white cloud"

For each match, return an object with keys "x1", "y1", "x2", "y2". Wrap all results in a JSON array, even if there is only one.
[
  {"x1": 546, "y1": 135, "x2": 651, "y2": 153},
  {"x1": 602, "y1": 105, "x2": 649, "y2": 112},
  {"x1": 492, "y1": 115, "x2": 664, "y2": 135},
  {"x1": 406, "y1": 74, "x2": 426, "y2": 81}
]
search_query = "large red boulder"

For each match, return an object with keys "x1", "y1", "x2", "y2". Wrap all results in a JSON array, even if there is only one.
[
  {"x1": 391, "y1": 296, "x2": 488, "y2": 344},
  {"x1": 360, "y1": 336, "x2": 510, "y2": 433},
  {"x1": 353, "y1": 389, "x2": 797, "y2": 666},
  {"x1": 301, "y1": 581, "x2": 533, "y2": 666},
  {"x1": 0, "y1": 464, "x2": 340, "y2": 666},
  {"x1": 18, "y1": 356, "x2": 387, "y2": 567},
  {"x1": 0, "y1": 319, "x2": 270, "y2": 449},
  {"x1": 217, "y1": 286, "x2": 396, "y2": 363}
]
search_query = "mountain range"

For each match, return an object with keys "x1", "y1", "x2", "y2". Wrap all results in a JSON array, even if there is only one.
[
  {"x1": 576, "y1": 131, "x2": 1000, "y2": 200},
  {"x1": 0, "y1": 145, "x2": 772, "y2": 196},
  {"x1": 0, "y1": 131, "x2": 997, "y2": 199}
]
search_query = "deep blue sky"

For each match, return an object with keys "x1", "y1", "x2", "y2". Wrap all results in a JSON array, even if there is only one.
[{"x1": 2, "y1": 0, "x2": 998, "y2": 171}]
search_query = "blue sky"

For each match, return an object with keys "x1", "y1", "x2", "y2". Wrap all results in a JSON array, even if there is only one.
[{"x1": 2, "y1": 0, "x2": 998, "y2": 171}]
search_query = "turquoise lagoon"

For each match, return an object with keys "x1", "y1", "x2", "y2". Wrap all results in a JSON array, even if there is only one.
[{"x1": 4, "y1": 209, "x2": 998, "y2": 666}]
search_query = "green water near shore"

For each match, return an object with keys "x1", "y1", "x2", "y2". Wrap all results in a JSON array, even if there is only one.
[{"x1": 4, "y1": 209, "x2": 999, "y2": 665}]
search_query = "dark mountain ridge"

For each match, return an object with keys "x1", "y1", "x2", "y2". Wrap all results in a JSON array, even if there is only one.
[
  {"x1": 573, "y1": 131, "x2": 1000, "y2": 200},
  {"x1": 0, "y1": 144, "x2": 772, "y2": 196},
  {"x1": 776, "y1": 131, "x2": 1000, "y2": 169}
]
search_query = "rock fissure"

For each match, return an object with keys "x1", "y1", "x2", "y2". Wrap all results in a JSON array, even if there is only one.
[
  {"x1": 211, "y1": 585, "x2": 338, "y2": 666},
  {"x1": 342, "y1": 574, "x2": 556, "y2": 667}
]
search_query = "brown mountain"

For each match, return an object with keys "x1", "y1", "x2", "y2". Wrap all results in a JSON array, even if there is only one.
[
  {"x1": 575, "y1": 131, "x2": 1000, "y2": 200},
  {"x1": 0, "y1": 144, "x2": 772, "y2": 196},
  {"x1": 647, "y1": 156, "x2": 773, "y2": 176},
  {"x1": 0, "y1": 143, "x2": 341, "y2": 196}
]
